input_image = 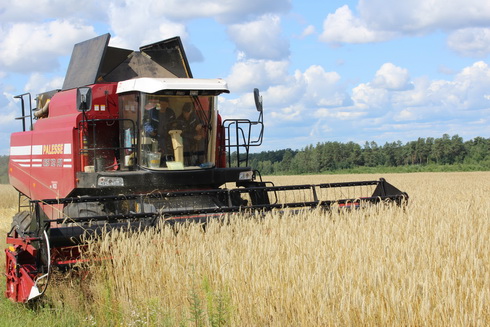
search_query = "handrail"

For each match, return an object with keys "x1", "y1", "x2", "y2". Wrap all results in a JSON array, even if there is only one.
[
  {"x1": 223, "y1": 114, "x2": 264, "y2": 167},
  {"x1": 13, "y1": 93, "x2": 32, "y2": 132}
]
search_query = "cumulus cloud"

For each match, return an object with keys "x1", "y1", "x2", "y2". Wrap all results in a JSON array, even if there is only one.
[
  {"x1": 302, "y1": 66, "x2": 344, "y2": 106},
  {"x1": 1, "y1": 0, "x2": 291, "y2": 26},
  {"x1": 319, "y1": 5, "x2": 396, "y2": 45},
  {"x1": 0, "y1": 21, "x2": 96, "y2": 73},
  {"x1": 372, "y1": 63, "x2": 411, "y2": 90},
  {"x1": 351, "y1": 83, "x2": 389, "y2": 110},
  {"x1": 226, "y1": 59, "x2": 290, "y2": 92},
  {"x1": 451, "y1": 61, "x2": 490, "y2": 109},
  {"x1": 358, "y1": 0, "x2": 490, "y2": 33},
  {"x1": 270, "y1": 103, "x2": 303, "y2": 121},
  {"x1": 264, "y1": 65, "x2": 345, "y2": 110},
  {"x1": 321, "y1": 1, "x2": 490, "y2": 58},
  {"x1": 148, "y1": 0, "x2": 291, "y2": 24},
  {"x1": 227, "y1": 62, "x2": 345, "y2": 108},
  {"x1": 227, "y1": 15, "x2": 290, "y2": 60},
  {"x1": 343, "y1": 61, "x2": 490, "y2": 126},
  {"x1": 223, "y1": 62, "x2": 347, "y2": 123},
  {"x1": 0, "y1": 0, "x2": 107, "y2": 24},
  {"x1": 107, "y1": 2, "x2": 188, "y2": 49},
  {"x1": 25, "y1": 73, "x2": 64, "y2": 93},
  {"x1": 447, "y1": 28, "x2": 490, "y2": 58}
]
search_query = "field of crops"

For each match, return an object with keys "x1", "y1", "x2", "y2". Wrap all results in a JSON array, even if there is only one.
[{"x1": 1, "y1": 172, "x2": 489, "y2": 326}]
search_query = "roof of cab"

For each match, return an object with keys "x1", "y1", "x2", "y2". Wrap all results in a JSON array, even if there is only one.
[{"x1": 116, "y1": 77, "x2": 230, "y2": 94}]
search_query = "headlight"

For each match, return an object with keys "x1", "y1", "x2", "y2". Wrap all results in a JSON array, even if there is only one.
[
  {"x1": 239, "y1": 171, "x2": 254, "y2": 181},
  {"x1": 98, "y1": 176, "x2": 124, "y2": 187}
]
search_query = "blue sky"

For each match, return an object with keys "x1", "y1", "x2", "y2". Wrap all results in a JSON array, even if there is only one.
[{"x1": 1, "y1": 0, "x2": 490, "y2": 154}]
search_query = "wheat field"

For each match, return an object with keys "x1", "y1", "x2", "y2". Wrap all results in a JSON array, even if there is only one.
[{"x1": 1, "y1": 172, "x2": 489, "y2": 326}]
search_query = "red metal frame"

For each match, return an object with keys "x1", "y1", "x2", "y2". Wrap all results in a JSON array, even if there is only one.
[
  {"x1": 5, "y1": 234, "x2": 93, "y2": 302},
  {"x1": 4, "y1": 235, "x2": 39, "y2": 303}
]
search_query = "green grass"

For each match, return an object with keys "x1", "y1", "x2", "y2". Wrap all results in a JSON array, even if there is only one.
[
  {"x1": 0, "y1": 272, "x2": 232, "y2": 327},
  {"x1": 0, "y1": 286, "x2": 87, "y2": 327}
]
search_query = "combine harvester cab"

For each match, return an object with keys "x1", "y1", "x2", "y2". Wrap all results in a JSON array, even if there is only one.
[{"x1": 5, "y1": 34, "x2": 408, "y2": 303}]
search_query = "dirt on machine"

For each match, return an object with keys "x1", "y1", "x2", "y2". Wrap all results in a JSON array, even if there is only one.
[{"x1": 4, "y1": 34, "x2": 408, "y2": 303}]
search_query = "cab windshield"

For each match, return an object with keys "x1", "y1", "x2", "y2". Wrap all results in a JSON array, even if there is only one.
[{"x1": 119, "y1": 93, "x2": 217, "y2": 170}]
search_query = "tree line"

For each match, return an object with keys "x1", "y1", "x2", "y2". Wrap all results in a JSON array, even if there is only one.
[
  {"x1": 242, "y1": 134, "x2": 490, "y2": 175},
  {"x1": 0, "y1": 155, "x2": 8, "y2": 183},
  {"x1": 1, "y1": 134, "x2": 489, "y2": 183}
]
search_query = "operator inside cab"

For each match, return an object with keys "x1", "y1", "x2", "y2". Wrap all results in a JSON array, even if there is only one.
[
  {"x1": 143, "y1": 97, "x2": 176, "y2": 158},
  {"x1": 175, "y1": 102, "x2": 205, "y2": 166},
  {"x1": 139, "y1": 95, "x2": 209, "y2": 169}
]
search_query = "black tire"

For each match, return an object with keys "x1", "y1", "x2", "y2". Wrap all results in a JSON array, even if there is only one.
[{"x1": 11, "y1": 211, "x2": 32, "y2": 236}]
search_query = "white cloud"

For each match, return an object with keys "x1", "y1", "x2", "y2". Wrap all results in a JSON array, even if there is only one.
[
  {"x1": 25, "y1": 73, "x2": 64, "y2": 94},
  {"x1": 351, "y1": 83, "x2": 389, "y2": 110},
  {"x1": 0, "y1": 21, "x2": 96, "y2": 72},
  {"x1": 227, "y1": 15, "x2": 290, "y2": 60},
  {"x1": 0, "y1": 89, "x2": 24, "y2": 146},
  {"x1": 308, "y1": 120, "x2": 333, "y2": 138},
  {"x1": 314, "y1": 108, "x2": 366, "y2": 120},
  {"x1": 302, "y1": 65, "x2": 344, "y2": 106},
  {"x1": 1, "y1": 0, "x2": 289, "y2": 26},
  {"x1": 372, "y1": 63, "x2": 411, "y2": 90},
  {"x1": 106, "y1": 5, "x2": 205, "y2": 62},
  {"x1": 344, "y1": 61, "x2": 490, "y2": 126},
  {"x1": 452, "y1": 61, "x2": 490, "y2": 109},
  {"x1": 321, "y1": 1, "x2": 490, "y2": 58},
  {"x1": 447, "y1": 28, "x2": 490, "y2": 58},
  {"x1": 270, "y1": 104, "x2": 303, "y2": 121},
  {"x1": 107, "y1": 3, "x2": 188, "y2": 49},
  {"x1": 265, "y1": 83, "x2": 304, "y2": 107},
  {"x1": 225, "y1": 63, "x2": 347, "y2": 122},
  {"x1": 147, "y1": 0, "x2": 291, "y2": 24},
  {"x1": 300, "y1": 25, "x2": 315, "y2": 38},
  {"x1": 319, "y1": 5, "x2": 396, "y2": 45},
  {"x1": 396, "y1": 108, "x2": 420, "y2": 121},
  {"x1": 226, "y1": 59, "x2": 290, "y2": 92},
  {"x1": 358, "y1": 0, "x2": 490, "y2": 33},
  {"x1": 0, "y1": 110, "x2": 16, "y2": 127},
  {"x1": 0, "y1": 1, "x2": 107, "y2": 24},
  {"x1": 0, "y1": 87, "x2": 11, "y2": 108}
]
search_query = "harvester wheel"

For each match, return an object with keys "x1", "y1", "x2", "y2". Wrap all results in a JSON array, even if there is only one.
[{"x1": 10, "y1": 211, "x2": 32, "y2": 237}]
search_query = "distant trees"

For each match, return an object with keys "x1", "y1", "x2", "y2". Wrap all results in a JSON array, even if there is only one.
[
  {"x1": 245, "y1": 135, "x2": 490, "y2": 175},
  {"x1": 1, "y1": 135, "x2": 489, "y2": 183},
  {"x1": 0, "y1": 155, "x2": 8, "y2": 183}
]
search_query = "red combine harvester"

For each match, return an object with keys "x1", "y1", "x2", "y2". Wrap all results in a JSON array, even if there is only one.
[{"x1": 5, "y1": 34, "x2": 408, "y2": 302}]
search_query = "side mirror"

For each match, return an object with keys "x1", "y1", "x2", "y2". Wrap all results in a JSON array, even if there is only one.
[
  {"x1": 77, "y1": 87, "x2": 92, "y2": 111},
  {"x1": 254, "y1": 88, "x2": 263, "y2": 112}
]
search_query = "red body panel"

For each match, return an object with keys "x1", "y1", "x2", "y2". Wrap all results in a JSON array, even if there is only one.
[
  {"x1": 216, "y1": 114, "x2": 226, "y2": 168},
  {"x1": 9, "y1": 84, "x2": 120, "y2": 207}
]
